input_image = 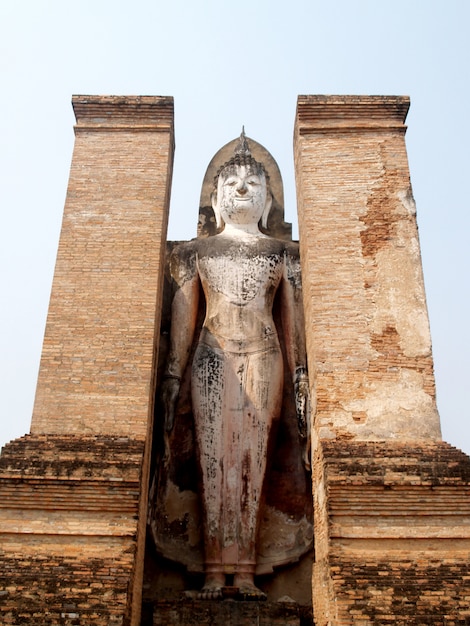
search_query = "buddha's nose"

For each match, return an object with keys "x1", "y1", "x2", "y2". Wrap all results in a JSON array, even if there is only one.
[{"x1": 236, "y1": 181, "x2": 247, "y2": 194}]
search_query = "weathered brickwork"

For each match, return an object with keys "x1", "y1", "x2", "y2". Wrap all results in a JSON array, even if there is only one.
[
  {"x1": 0, "y1": 434, "x2": 145, "y2": 625},
  {"x1": 2, "y1": 95, "x2": 468, "y2": 625},
  {"x1": 294, "y1": 96, "x2": 470, "y2": 624},
  {"x1": 0, "y1": 96, "x2": 174, "y2": 625},
  {"x1": 294, "y1": 95, "x2": 441, "y2": 442},
  {"x1": 31, "y1": 95, "x2": 174, "y2": 437},
  {"x1": 311, "y1": 439, "x2": 470, "y2": 625},
  {"x1": 151, "y1": 599, "x2": 312, "y2": 625}
]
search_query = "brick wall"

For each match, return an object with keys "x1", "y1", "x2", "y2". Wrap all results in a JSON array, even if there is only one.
[
  {"x1": 0, "y1": 96, "x2": 174, "y2": 626},
  {"x1": 2, "y1": 95, "x2": 466, "y2": 625},
  {"x1": 31, "y1": 95, "x2": 173, "y2": 438},
  {"x1": 312, "y1": 439, "x2": 470, "y2": 624},
  {"x1": 294, "y1": 95, "x2": 441, "y2": 442},
  {"x1": 0, "y1": 434, "x2": 144, "y2": 625},
  {"x1": 293, "y1": 96, "x2": 470, "y2": 624}
]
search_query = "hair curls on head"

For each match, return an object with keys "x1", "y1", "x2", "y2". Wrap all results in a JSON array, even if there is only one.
[{"x1": 213, "y1": 127, "x2": 270, "y2": 190}]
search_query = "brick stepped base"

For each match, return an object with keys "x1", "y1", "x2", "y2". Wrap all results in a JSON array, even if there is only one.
[
  {"x1": 0, "y1": 553, "x2": 131, "y2": 625},
  {"x1": 0, "y1": 434, "x2": 146, "y2": 626},
  {"x1": 330, "y1": 558, "x2": 470, "y2": 625},
  {"x1": 313, "y1": 440, "x2": 470, "y2": 625},
  {"x1": 150, "y1": 599, "x2": 313, "y2": 626},
  {"x1": 321, "y1": 440, "x2": 470, "y2": 485},
  {"x1": 0, "y1": 433, "x2": 145, "y2": 476}
]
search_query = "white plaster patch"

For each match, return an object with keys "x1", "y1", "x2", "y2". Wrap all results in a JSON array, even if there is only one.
[
  {"x1": 163, "y1": 480, "x2": 201, "y2": 547},
  {"x1": 373, "y1": 244, "x2": 431, "y2": 357},
  {"x1": 340, "y1": 369, "x2": 441, "y2": 439},
  {"x1": 397, "y1": 189, "x2": 417, "y2": 217}
]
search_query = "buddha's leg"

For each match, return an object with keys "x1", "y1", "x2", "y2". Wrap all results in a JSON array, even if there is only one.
[
  {"x1": 192, "y1": 338, "x2": 283, "y2": 596},
  {"x1": 191, "y1": 341, "x2": 229, "y2": 592},
  {"x1": 234, "y1": 344, "x2": 283, "y2": 592}
]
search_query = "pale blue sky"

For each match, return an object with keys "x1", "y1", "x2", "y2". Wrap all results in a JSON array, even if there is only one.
[{"x1": 1, "y1": 0, "x2": 469, "y2": 452}]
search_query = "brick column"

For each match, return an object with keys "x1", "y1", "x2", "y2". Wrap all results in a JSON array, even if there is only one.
[
  {"x1": 31, "y1": 95, "x2": 174, "y2": 438},
  {"x1": 0, "y1": 96, "x2": 173, "y2": 626},
  {"x1": 294, "y1": 95, "x2": 441, "y2": 442},
  {"x1": 294, "y1": 97, "x2": 470, "y2": 626}
]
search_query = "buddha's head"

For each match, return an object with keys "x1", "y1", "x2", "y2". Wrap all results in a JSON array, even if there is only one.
[{"x1": 211, "y1": 131, "x2": 272, "y2": 230}]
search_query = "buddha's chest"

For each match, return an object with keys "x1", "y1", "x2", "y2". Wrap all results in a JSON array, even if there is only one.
[{"x1": 197, "y1": 251, "x2": 283, "y2": 305}]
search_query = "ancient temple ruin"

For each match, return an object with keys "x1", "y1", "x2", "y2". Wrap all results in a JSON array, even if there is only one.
[{"x1": 0, "y1": 95, "x2": 469, "y2": 625}]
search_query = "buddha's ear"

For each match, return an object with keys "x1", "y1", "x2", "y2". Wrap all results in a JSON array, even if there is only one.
[
  {"x1": 261, "y1": 193, "x2": 273, "y2": 229},
  {"x1": 211, "y1": 190, "x2": 223, "y2": 230}
]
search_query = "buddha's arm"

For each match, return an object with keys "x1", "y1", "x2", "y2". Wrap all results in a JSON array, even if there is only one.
[
  {"x1": 161, "y1": 246, "x2": 200, "y2": 432},
  {"x1": 281, "y1": 249, "x2": 307, "y2": 374},
  {"x1": 281, "y1": 249, "x2": 311, "y2": 470}
]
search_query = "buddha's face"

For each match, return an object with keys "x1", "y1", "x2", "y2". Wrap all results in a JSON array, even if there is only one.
[{"x1": 214, "y1": 165, "x2": 270, "y2": 226}]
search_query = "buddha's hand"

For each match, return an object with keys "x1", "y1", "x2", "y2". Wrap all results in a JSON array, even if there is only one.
[
  {"x1": 160, "y1": 376, "x2": 181, "y2": 432},
  {"x1": 294, "y1": 367, "x2": 311, "y2": 471}
]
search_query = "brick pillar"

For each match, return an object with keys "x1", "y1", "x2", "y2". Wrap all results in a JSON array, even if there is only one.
[
  {"x1": 0, "y1": 96, "x2": 173, "y2": 626},
  {"x1": 31, "y1": 95, "x2": 174, "y2": 438},
  {"x1": 294, "y1": 95, "x2": 441, "y2": 443},
  {"x1": 293, "y1": 97, "x2": 470, "y2": 626}
]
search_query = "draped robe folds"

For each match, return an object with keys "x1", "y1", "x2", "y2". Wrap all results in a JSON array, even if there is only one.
[{"x1": 148, "y1": 235, "x2": 313, "y2": 575}]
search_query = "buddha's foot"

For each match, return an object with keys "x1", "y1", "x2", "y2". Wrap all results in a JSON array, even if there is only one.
[
  {"x1": 238, "y1": 584, "x2": 267, "y2": 601},
  {"x1": 197, "y1": 583, "x2": 223, "y2": 600}
]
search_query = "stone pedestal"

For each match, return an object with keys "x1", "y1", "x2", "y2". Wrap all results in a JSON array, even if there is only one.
[{"x1": 150, "y1": 599, "x2": 312, "y2": 626}]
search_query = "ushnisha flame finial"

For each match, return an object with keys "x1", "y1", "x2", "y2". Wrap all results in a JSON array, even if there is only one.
[
  {"x1": 235, "y1": 126, "x2": 251, "y2": 156},
  {"x1": 214, "y1": 127, "x2": 269, "y2": 187}
]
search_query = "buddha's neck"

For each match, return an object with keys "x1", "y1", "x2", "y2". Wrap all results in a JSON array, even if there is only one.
[{"x1": 221, "y1": 223, "x2": 262, "y2": 237}]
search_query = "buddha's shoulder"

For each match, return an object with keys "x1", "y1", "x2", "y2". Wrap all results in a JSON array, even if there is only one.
[{"x1": 169, "y1": 236, "x2": 300, "y2": 261}]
